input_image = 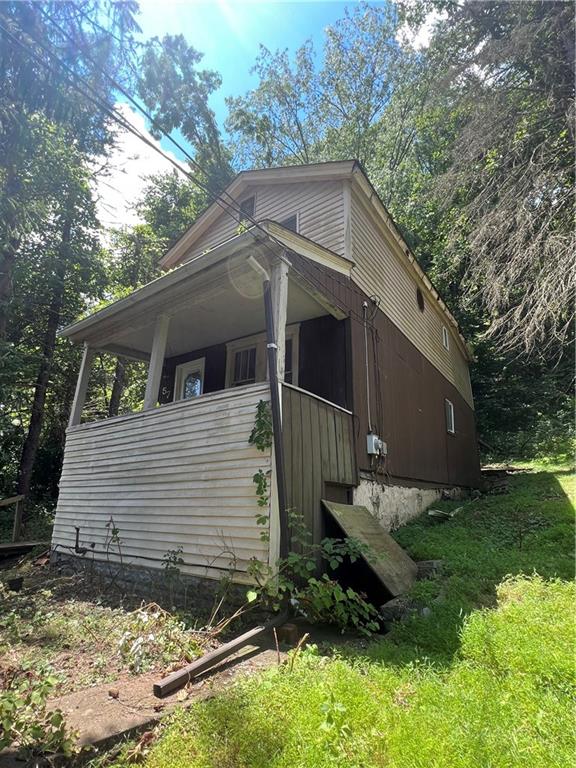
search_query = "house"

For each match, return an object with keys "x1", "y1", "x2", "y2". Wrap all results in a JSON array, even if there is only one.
[{"x1": 51, "y1": 160, "x2": 480, "y2": 594}]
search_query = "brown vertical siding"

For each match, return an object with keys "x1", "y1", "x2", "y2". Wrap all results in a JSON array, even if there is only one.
[
  {"x1": 288, "y1": 253, "x2": 481, "y2": 488},
  {"x1": 282, "y1": 384, "x2": 357, "y2": 552}
]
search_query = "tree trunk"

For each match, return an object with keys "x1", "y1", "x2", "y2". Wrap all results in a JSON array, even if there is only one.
[
  {"x1": 108, "y1": 357, "x2": 127, "y2": 417},
  {"x1": 16, "y1": 215, "x2": 72, "y2": 504}
]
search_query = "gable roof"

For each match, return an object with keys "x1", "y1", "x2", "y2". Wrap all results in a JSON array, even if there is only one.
[
  {"x1": 159, "y1": 160, "x2": 471, "y2": 360},
  {"x1": 160, "y1": 160, "x2": 356, "y2": 270}
]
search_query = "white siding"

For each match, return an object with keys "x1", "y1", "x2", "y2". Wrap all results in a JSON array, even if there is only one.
[
  {"x1": 350, "y1": 190, "x2": 474, "y2": 406},
  {"x1": 185, "y1": 181, "x2": 345, "y2": 261},
  {"x1": 52, "y1": 384, "x2": 271, "y2": 583}
]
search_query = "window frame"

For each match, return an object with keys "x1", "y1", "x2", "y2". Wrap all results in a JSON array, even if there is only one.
[
  {"x1": 445, "y1": 398, "x2": 455, "y2": 435},
  {"x1": 279, "y1": 212, "x2": 299, "y2": 233},
  {"x1": 173, "y1": 357, "x2": 206, "y2": 401},
  {"x1": 239, "y1": 194, "x2": 256, "y2": 222},
  {"x1": 416, "y1": 287, "x2": 425, "y2": 312},
  {"x1": 442, "y1": 325, "x2": 450, "y2": 351},
  {"x1": 225, "y1": 325, "x2": 300, "y2": 388}
]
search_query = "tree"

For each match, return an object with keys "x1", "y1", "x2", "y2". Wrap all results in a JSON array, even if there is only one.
[
  {"x1": 0, "y1": 0, "x2": 139, "y2": 339},
  {"x1": 412, "y1": 0, "x2": 575, "y2": 354},
  {"x1": 135, "y1": 171, "x2": 207, "y2": 250},
  {"x1": 138, "y1": 34, "x2": 234, "y2": 193}
]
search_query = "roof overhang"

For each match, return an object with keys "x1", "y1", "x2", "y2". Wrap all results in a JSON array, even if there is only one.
[
  {"x1": 160, "y1": 160, "x2": 357, "y2": 269},
  {"x1": 151, "y1": 158, "x2": 470, "y2": 360},
  {"x1": 349, "y1": 165, "x2": 473, "y2": 362},
  {"x1": 59, "y1": 222, "x2": 352, "y2": 352}
]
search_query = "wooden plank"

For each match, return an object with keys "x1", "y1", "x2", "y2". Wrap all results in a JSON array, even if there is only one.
[
  {"x1": 153, "y1": 613, "x2": 288, "y2": 697},
  {"x1": 282, "y1": 386, "x2": 293, "y2": 514},
  {"x1": 299, "y1": 393, "x2": 315, "y2": 543},
  {"x1": 12, "y1": 498, "x2": 23, "y2": 543},
  {"x1": 309, "y1": 399, "x2": 323, "y2": 555},
  {"x1": 0, "y1": 495, "x2": 24, "y2": 508},
  {"x1": 322, "y1": 500, "x2": 418, "y2": 596},
  {"x1": 0, "y1": 541, "x2": 48, "y2": 557},
  {"x1": 290, "y1": 386, "x2": 303, "y2": 529}
]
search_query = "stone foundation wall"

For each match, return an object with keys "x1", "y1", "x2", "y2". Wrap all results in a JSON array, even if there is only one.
[
  {"x1": 50, "y1": 551, "x2": 250, "y2": 615},
  {"x1": 352, "y1": 477, "x2": 465, "y2": 532}
]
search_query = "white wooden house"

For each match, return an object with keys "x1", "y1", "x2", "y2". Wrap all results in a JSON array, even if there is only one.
[{"x1": 52, "y1": 161, "x2": 480, "y2": 589}]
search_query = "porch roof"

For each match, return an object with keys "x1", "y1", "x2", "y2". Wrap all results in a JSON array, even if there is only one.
[{"x1": 59, "y1": 221, "x2": 352, "y2": 360}]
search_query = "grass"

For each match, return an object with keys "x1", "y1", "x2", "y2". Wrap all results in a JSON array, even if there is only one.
[{"x1": 118, "y1": 462, "x2": 575, "y2": 768}]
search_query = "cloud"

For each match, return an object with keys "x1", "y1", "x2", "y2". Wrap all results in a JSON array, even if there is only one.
[{"x1": 93, "y1": 103, "x2": 185, "y2": 231}]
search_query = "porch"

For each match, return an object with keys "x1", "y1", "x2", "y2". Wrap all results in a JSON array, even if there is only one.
[{"x1": 53, "y1": 223, "x2": 358, "y2": 582}]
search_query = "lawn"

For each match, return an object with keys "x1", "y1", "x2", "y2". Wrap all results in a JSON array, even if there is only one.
[{"x1": 118, "y1": 462, "x2": 575, "y2": 768}]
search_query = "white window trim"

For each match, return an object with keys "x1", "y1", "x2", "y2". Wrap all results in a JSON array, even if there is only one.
[
  {"x1": 225, "y1": 324, "x2": 300, "y2": 388},
  {"x1": 442, "y1": 325, "x2": 450, "y2": 351},
  {"x1": 173, "y1": 357, "x2": 205, "y2": 401},
  {"x1": 445, "y1": 398, "x2": 455, "y2": 434},
  {"x1": 279, "y1": 211, "x2": 299, "y2": 233}
]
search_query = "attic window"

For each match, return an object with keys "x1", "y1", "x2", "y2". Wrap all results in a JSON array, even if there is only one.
[
  {"x1": 239, "y1": 196, "x2": 255, "y2": 221},
  {"x1": 416, "y1": 287, "x2": 425, "y2": 312},
  {"x1": 280, "y1": 213, "x2": 298, "y2": 233},
  {"x1": 442, "y1": 325, "x2": 450, "y2": 350}
]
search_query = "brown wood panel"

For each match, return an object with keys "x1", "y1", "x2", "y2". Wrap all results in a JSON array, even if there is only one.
[
  {"x1": 288, "y1": 252, "x2": 481, "y2": 488},
  {"x1": 282, "y1": 385, "x2": 357, "y2": 552}
]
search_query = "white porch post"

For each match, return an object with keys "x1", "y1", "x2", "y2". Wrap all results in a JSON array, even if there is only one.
[
  {"x1": 144, "y1": 314, "x2": 170, "y2": 410},
  {"x1": 68, "y1": 343, "x2": 95, "y2": 428},
  {"x1": 271, "y1": 258, "x2": 289, "y2": 381}
]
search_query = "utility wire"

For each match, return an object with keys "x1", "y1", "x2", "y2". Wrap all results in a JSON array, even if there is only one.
[{"x1": 0, "y1": 15, "x2": 376, "y2": 330}]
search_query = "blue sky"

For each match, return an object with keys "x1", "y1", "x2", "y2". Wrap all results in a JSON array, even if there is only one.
[
  {"x1": 102, "y1": 1, "x2": 409, "y2": 228},
  {"x1": 135, "y1": 1, "x2": 374, "y2": 129}
]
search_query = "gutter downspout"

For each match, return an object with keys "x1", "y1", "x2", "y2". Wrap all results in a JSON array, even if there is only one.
[{"x1": 247, "y1": 256, "x2": 290, "y2": 561}]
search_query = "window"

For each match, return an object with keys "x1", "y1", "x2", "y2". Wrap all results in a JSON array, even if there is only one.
[
  {"x1": 416, "y1": 287, "x2": 425, "y2": 312},
  {"x1": 174, "y1": 358, "x2": 205, "y2": 401},
  {"x1": 280, "y1": 213, "x2": 298, "y2": 232},
  {"x1": 239, "y1": 195, "x2": 255, "y2": 221},
  {"x1": 232, "y1": 346, "x2": 257, "y2": 387},
  {"x1": 445, "y1": 399, "x2": 455, "y2": 434},
  {"x1": 225, "y1": 325, "x2": 300, "y2": 388},
  {"x1": 442, "y1": 325, "x2": 450, "y2": 350}
]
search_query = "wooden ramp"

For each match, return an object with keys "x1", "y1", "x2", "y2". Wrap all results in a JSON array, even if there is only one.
[{"x1": 322, "y1": 501, "x2": 417, "y2": 597}]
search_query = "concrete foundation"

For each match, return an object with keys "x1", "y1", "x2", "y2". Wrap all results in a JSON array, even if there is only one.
[{"x1": 352, "y1": 477, "x2": 464, "y2": 532}]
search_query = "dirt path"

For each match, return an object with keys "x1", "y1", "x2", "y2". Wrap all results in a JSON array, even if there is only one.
[{"x1": 51, "y1": 644, "x2": 285, "y2": 747}]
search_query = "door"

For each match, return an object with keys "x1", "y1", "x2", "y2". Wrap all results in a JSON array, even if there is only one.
[{"x1": 174, "y1": 358, "x2": 205, "y2": 401}]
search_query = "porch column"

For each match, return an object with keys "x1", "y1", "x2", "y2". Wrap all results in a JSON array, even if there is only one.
[
  {"x1": 143, "y1": 314, "x2": 170, "y2": 410},
  {"x1": 68, "y1": 343, "x2": 95, "y2": 428},
  {"x1": 270, "y1": 258, "x2": 289, "y2": 381}
]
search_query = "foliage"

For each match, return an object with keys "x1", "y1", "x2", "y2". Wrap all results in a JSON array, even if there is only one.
[
  {"x1": 249, "y1": 399, "x2": 273, "y2": 452},
  {"x1": 418, "y1": 0, "x2": 575, "y2": 354},
  {"x1": 128, "y1": 465, "x2": 575, "y2": 768},
  {"x1": 118, "y1": 604, "x2": 202, "y2": 674},
  {"x1": 297, "y1": 575, "x2": 379, "y2": 636},
  {"x1": 249, "y1": 510, "x2": 378, "y2": 636},
  {"x1": 0, "y1": 662, "x2": 78, "y2": 758},
  {"x1": 138, "y1": 33, "x2": 233, "y2": 193}
]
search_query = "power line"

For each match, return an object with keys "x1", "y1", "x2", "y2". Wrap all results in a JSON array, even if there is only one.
[{"x1": 0, "y1": 14, "x2": 375, "y2": 330}]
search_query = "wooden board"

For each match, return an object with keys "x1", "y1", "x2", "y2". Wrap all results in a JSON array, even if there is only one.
[{"x1": 322, "y1": 500, "x2": 417, "y2": 596}]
